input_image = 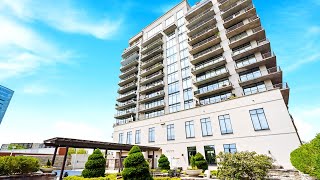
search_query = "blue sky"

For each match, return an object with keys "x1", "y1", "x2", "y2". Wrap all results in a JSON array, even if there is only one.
[{"x1": 0, "y1": 0, "x2": 319, "y2": 144}]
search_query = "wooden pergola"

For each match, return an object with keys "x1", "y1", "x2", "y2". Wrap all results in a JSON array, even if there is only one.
[{"x1": 44, "y1": 137, "x2": 160, "y2": 180}]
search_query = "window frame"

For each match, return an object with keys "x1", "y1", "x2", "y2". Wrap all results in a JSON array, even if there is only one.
[
  {"x1": 223, "y1": 144, "x2": 237, "y2": 153},
  {"x1": 200, "y1": 118, "x2": 213, "y2": 137},
  {"x1": 148, "y1": 127, "x2": 155, "y2": 143},
  {"x1": 249, "y1": 108, "x2": 270, "y2": 131},
  {"x1": 135, "y1": 130, "x2": 141, "y2": 144},
  {"x1": 167, "y1": 124, "x2": 175, "y2": 141},
  {"x1": 185, "y1": 120, "x2": 195, "y2": 138},
  {"x1": 218, "y1": 114, "x2": 233, "y2": 135}
]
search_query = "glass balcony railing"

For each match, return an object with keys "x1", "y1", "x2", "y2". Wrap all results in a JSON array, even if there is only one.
[
  {"x1": 194, "y1": 80, "x2": 230, "y2": 95},
  {"x1": 116, "y1": 99, "x2": 136, "y2": 108},
  {"x1": 140, "y1": 80, "x2": 164, "y2": 92},
  {"x1": 239, "y1": 66, "x2": 280, "y2": 83},
  {"x1": 196, "y1": 67, "x2": 228, "y2": 83},
  {"x1": 192, "y1": 35, "x2": 219, "y2": 49},
  {"x1": 117, "y1": 90, "x2": 136, "y2": 100},
  {"x1": 224, "y1": 4, "x2": 253, "y2": 22},
  {"x1": 193, "y1": 44, "x2": 222, "y2": 59},
  {"x1": 189, "y1": 16, "x2": 215, "y2": 32},
  {"x1": 193, "y1": 56, "x2": 225, "y2": 71},
  {"x1": 118, "y1": 81, "x2": 136, "y2": 91}
]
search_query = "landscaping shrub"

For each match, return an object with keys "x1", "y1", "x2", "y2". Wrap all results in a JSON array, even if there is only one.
[
  {"x1": 217, "y1": 151, "x2": 273, "y2": 180},
  {"x1": 158, "y1": 154, "x2": 170, "y2": 170},
  {"x1": 82, "y1": 149, "x2": 106, "y2": 178},
  {"x1": 290, "y1": 134, "x2": 320, "y2": 179},
  {"x1": 64, "y1": 176, "x2": 109, "y2": 180},
  {"x1": 190, "y1": 152, "x2": 208, "y2": 171},
  {"x1": 122, "y1": 145, "x2": 153, "y2": 180},
  {"x1": 0, "y1": 156, "x2": 40, "y2": 176}
]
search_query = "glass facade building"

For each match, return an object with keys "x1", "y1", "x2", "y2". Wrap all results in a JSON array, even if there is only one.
[{"x1": 0, "y1": 85, "x2": 14, "y2": 124}]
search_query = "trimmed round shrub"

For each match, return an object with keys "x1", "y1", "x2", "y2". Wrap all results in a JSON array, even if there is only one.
[
  {"x1": 158, "y1": 154, "x2": 170, "y2": 170},
  {"x1": 193, "y1": 153, "x2": 208, "y2": 171},
  {"x1": 82, "y1": 149, "x2": 106, "y2": 178},
  {"x1": 291, "y1": 134, "x2": 320, "y2": 179},
  {"x1": 217, "y1": 151, "x2": 273, "y2": 180},
  {"x1": 122, "y1": 145, "x2": 153, "y2": 180}
]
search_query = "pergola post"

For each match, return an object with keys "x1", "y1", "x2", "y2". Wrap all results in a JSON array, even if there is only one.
[
  {"x1": 51, "y1": 146, "x2": 58, "y2": 166},
  {"x1": 118, "y1": 150, "x2": 122, "y2": 173},
  {"x1": 59, "y1": 146, "x2": 69, "y2": 180},
  {"x1": 105, "y1": 149, "x2": 108, "y2": 158},
  {"x1": 152, "y1": 151, "x2": 155, "y2": 169}
]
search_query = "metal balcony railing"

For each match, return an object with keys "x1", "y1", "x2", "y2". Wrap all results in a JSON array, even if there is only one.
[
  {"x1": 141, "y1": 90, "x2": 165, "y2": 100},
  {"x1": 119, "y1": 81, "x2": 136, "y2": 91},
  {"x1": 119, "y1": 73, "x2": 137, "y2": 84},
  {"x1": 142, "y1": 71, "x2": 163, "y2": 81},
  {"x1": 239, "y1": 66, "x2": 280, "y2": 83},
  {"x1": 142, "y1": 54, "x2": 163, "y2": 66},
  {"x1": 224, "y1": 4, "x2": 253, "y2": 22},
  {"x1": 116, "y1": 99, "x2": 136, "y2": 107},
  {"x1": 120, "y1": 66, "x2": 137, "y2": 77},
  {"x1": 189, "y1": 16, "x2": 215, "y2": 32},
  {"x1": 117, "y1": 90, "x2": 136, "y2": 99},
  {"x1": 115, "y1": 109, "x2": 136, "y2": 117},
  {"x1": 193, "y1": 56, "x2": 225, "y2": 71},
  {"x1": 142, "y1": 63, "x2": 163, "y2": 73},
  {"x1": 140, "y1": 81, "x2": 164, "y2": 91},
  {"x1": 142, "y1": 46, "x2": 162, "y2": 59},
  {"x1": 190, "y1": 25, "x2": 216, "y2": 40},
  {"x1": 188, "y1": 8, "x2": 212, "y2": 24},
  {"x1": 192, "y1": 35, "x2": 219, "y2": 49},
  {"x1": 142, "y1": 39, "x2": 163, "y2": 51},
  {"x1": 194, "y1": 81, "x2": 231, "y2": 95},
  {"x1": 222, "y1": 0, "x2": 247, "y2": 13},
  {"x1": 141, "y1": 101, "x2": 165, "y2": 111},
  {"x1": 196, "y1": 67, "x2": 228, "y2": 83},
  {"x1": 193, "y1": 44, "x2": 221, "y2": 59}
]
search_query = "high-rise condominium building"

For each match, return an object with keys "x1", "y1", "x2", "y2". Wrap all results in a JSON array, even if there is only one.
[
  {"x1": 0, "y1": 85, "x2": 14, "y2": 125},
  {"x1": 113, "y1": 0, "x2": 301, "y2": 169}
]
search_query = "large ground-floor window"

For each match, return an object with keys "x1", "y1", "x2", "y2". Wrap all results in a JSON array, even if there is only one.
[
  {"x1": 204, "y1": 145, "x2": 216, "y2": 165},
  {"x1": 187, "y1": 146, "x2": 197, "y2": 165}
]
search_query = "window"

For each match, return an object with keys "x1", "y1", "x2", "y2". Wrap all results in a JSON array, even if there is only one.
[
  {"x1": 167, "y1": 54, "x2": 177, "y2": 65},
  {"x1": 180, "y1": 49, "x2": 189, "y2": 60},
  {"x1": 183, "y1": 88, "x2": 193, "y2": 101},
  {"x1": 167, "y1": 124, "x2": 175, "y2": 140},
  {"x1": 145, "y1": 110, "x2": 164, "y2": 119},
  {"x1": 219, "y1": 115, "x2": 233, "y2": 134},
  {"x1": 165, "y1": 15, "x2": 174, "y2": 27},
  {"x1": 118, "y1": 133, "x2": 123, "y2": 144},
  {"x1": 169, "y1": 92, "x2": 180, "y2": 105},
  {"x1": 149, "y1": 127, "x2": 155, "y2": 142},
  {"x1": 243, "y1": 82, "x2": 267, "y2": 95},
  {"x1": 135, "y1": 130, "x2": 141, "y2": 144},
  {"x1": 236, "y1": 54, "x2": 256, "y2": 68},
  {"x1": 126, "y1": 131, "x2": 132, "y2": 144},
  {"x1": 239, "y1": 68, "x2": 262, "y2": 82},
  {"x1": 250, "y1": 108, "x2": 269, "y2": 130},
  {"x1": 181, "y1": 67, "x2": 190, "y2": 79},
  {"x1": 168, "y1": 72, "x2": 179, "y2": 84},
  {"x1": 185, "y1": 120, "x2": 195, "y2": 138},
  {"x1": 184, "y1": 100, "x2": 193, "y2": 109},
  {"x1": 169, "y1": 103, "x2": 180, "y2": 113},
  {"x1": 168, "y1": 81, "x2": 179, "y2": 94},
  {"x1": 182, "y1": 77, "x2": 192, "y2": 89},
  {"x1": 177, "y1": 9, "x2": 184, "y2": 19},
  {"x1": 204, "y1": 145, "x2": 216, "y2": 165},
  {"x1": 147, "y1": 24, "x2": 162, "y2": 39},
  {"x1": 168, "y1": 62, "x2": 178, "y2": 74},
  {"x1": 187, "y1": 146, "x2": 196, "y2": 164},
  {"x1": 200, "y1": 92, "x2": 232, "y2": 105},
  {"x1": 224, "y1": 144, "x2": 237, "y2": 153},
  {"x1": 201, "y1": 118, "x2": 213, "y2": 136}
]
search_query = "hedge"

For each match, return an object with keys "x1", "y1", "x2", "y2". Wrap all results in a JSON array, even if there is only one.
[{"x1": 0, "y1": 156, "x2": 40, "y2": 176}]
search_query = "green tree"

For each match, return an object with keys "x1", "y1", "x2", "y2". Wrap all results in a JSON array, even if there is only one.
[
  {"x1": 217, "y1": 151, "x2": 273, "y2": 180},
  {"x1": 8, "y1": 144, "x2": 26, "y2": 150},
  {"x1": 191, "y1": 152, "x2": 208, "y2": 171},
  {"x1": 122, "y1": 145, "x2": 153, "y2": 180},
  {"x1": 290, "y1": 134, "x2": 320, "y2": 179},
  {"x1": 158, "y1": 154, "x2": 170, "y2": 170},
  {"x1": 82, "y1": 149, "x2": 106, "y2": 178},
  {"x1": 68, "y1": 148, "x2": 88, "y2": 155}
]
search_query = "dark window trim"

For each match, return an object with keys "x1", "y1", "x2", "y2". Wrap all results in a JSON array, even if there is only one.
[
  {"x1": 185, "y1": 121, "x2": 195, "y2": 138},
  {"x1": 218, "y1": 114, "x2": 234, "y2": 135},
  {"x1": 200, "y1": 118, "x2": 213, "y2": 137},
  {"x1": 167, "y1": 124, "x2": 175, "y2": 141},
  {"x1": 249, "y1": 108, "x2": 270, "y2": 131}
]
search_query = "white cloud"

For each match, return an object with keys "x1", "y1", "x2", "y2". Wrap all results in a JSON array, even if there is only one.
[
  {"x1": 291, "y1": 106, "x2": 320, "y2": 142},
  {"x1": 0, "y1": 0, "x2": 121, "y2": 40},
  {"x1": 284, "y1": 52, "x2": 320, "y2": 72},
  {"x1": 0, "y1": 16, "x2": 73, "y2": 80},
  {"x1": 22, "y1": 84, "x2": 49, "y2": 95}
]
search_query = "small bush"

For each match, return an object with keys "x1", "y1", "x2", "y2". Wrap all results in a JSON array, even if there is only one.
[
  {"x1": 190, "y1": 152, "x2": 208, "y2": 171},
  {"x1": 217, "y1": 151, "x2": 273, "y2": 180},
  {"x1": 0, "y1": 156, "x2": 40, "y2": 176},
  {"x1": 122, "y1": 145, "x2": 153, "y2": 180},
  {"x1": 210, "y1": 170, "x2": 218, "y2": 177},
  {"x1": 82, "y1": 149, "x2": 106, "y2": 178},
  {"x1": 158, "y1": 154, "x2": 170, "y2": 170},
  {"x1": 291, "y1": 134, "x2": 320, "y2": 179},
  {"x1": 64, "y1": 176, "x2": 109, "y2": 180}
]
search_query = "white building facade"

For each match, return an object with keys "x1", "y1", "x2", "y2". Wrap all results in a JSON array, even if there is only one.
[{"x1": 113, "y1": 0, "x2": 301, "y2": 169}]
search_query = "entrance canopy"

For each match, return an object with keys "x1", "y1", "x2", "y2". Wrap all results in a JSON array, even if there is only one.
[{"x1": 44, "y1": 137, "x2": 160, "y2": 151}]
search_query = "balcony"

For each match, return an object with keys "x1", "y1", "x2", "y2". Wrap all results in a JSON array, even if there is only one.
[
  {"x1": 120, "y1": 58, "x2": 139, "y2": 72},
  {"x1": 140, "y1": 81, "x2": 165, "y2": 94},
  {"x1": 235, "y1": 52, "x2": 276, "y2": 73},
  {"x1": 194, "y1": 81, "x2": 233, "y2": 98},
  {"x1": 239, "y1": 67, "x2": 282, "y2": 87},
  {"x1": 140, "y1": 71, "x2": 164, "y2": 85},
  {"x1": 119, "y1": 66, "x2": 138, "y2": 79},
  {"x1": 232, "y1": 38, "x2": 271, "y2": 60},
  {"x1": 118, "y1": 73, "x2": 137, "y2": 86},
  {"x1": 114, "y1": 109, "x2": 136, "y2": 119},
  {"x1": 122, "y1": 43, "x2": 139, "y2": 58},
  {"x1": 141, "y1": 63, "x2": 164, "y2": 77},
  {"x1": 219, "y1": 0, "x2": 239, "y2": 10},
  {"x1": 229, "y1": 26, "x2": 265, "y2": 49},
  {"x1": 117, "y1": 90, "x2": 136, "y2": 102},
  {"x1": 118, "y1": 81, "x2": 137, "y2": 94},
  {"x1": 121, "y1": 51, "x2": 139, "y2": 66},
  {"x1": 139, "y1": 101, "x2": 165, "y2": 113},
  {"x1": 221, "y1": 0, "x2": 252, "y2": 19},
  {"x1": 191, "y1": 44, "x2": 224, "y2": 64},
  {"x1": 194, "y1": 68, "x2": 229, "y2": 86},
  {"x1": 192, "y1": 56, "x2": 227, "y2": 75},
  {"x1": 141, "y1": 54, "x2": 164, "y2": 69},
  {"x1": 190, "y1": 35, "x2": 221, "y2": 55},
  {"x1": 189, "y1": 25, "x2": 219, "y2": 45},
  {"x1": 187, "y1": 7, "x2": 215, "y2": 29},
  {"x1": 223, "y1": 4, "x2": 256, "y2": 28},
  {"x1": 141, "y1": 39, "x2": 163, "y2": 55},
  {"x1": 186, "y1": 0, "x2": 213, "y2": 20},
  {"x1": 142, "y1": 32, "x2": 163, "y2": 47},
  {"x1": 187, "y1": 16, "x2": 217, "y2": 37},
  {"x1": 163, "y1": 23, "x2": 177, "y2": 35},
  {"x1": 113, "y1": 117, "x2": 134, "y2": 127},
  {"x1": 115, "y1": 99, "x2": 136, "y2": 110},
  {"x1": 140, "y1": 90, "x2": 165, "y2": 103},
  {"x1": 141, "y1": 46, "x2": 163, "y2": 61},
  {"x1": 226, "y1": 15, "x2": 260, "y2": 38}
]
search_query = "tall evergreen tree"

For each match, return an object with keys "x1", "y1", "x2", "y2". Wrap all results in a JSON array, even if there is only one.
[{"x1": 82, "y1": 149, "x2": 106, "y2": 178}]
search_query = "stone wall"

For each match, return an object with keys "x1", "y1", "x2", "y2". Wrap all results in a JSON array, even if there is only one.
[
  {"x1": 267, "y1": 169, "x2": 316, "y2": 180},
  {"x1": 25, "y1": 155, "x2": 72, "y2": 169}
]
